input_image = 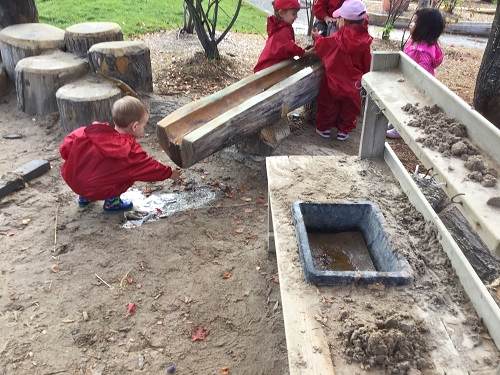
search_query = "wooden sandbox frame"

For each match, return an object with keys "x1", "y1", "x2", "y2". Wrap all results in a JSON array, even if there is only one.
[{"x1": 267, "y1": 52, "x2": 500, "y2": 374}]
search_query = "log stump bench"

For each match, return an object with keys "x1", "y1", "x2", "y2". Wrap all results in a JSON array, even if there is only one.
[
  {"x1": 64, "y1": 22, "x2": 123, "y2": 54},
  {"x1": 88, "y1": 41, "x2": 153, "y2": 93},
  {"x1": 56, "y1": 77, "x2": 122, "y2": 132},
  {"x1": 15, "y1": 50, "x2": 89, "y2": 115},
  {"x1": 0, "y1": 23, "x2": 65, "y2": 81}
]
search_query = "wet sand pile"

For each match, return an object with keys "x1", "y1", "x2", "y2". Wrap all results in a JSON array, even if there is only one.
[{"x1": 402, "y1": 103, "x2": 498, "y2": 187}]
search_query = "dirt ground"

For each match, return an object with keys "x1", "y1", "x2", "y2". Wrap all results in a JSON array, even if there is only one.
[{"x1": 1, "y1": 4, "x2": 499, "y2": 374}]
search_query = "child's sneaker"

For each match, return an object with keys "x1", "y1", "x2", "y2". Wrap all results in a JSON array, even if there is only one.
[
  {"x1": 386, "y1": 128, "x2": 401, "y2": 139},
  {"x1": 103, "y1": 197, "x2": 133, "y2": 213},
  {"x1": 78, "y1": 196, "x2": 94, "y2": 207},
  {"x1": 336, "y1": 131, "x2": 349, "y2": 141},
  {"x1": 316, "y1": 129, "x2": 331, "y2": 138}
]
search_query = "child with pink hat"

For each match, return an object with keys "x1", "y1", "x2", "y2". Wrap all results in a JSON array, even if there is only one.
[
  {"x1": 312, "y1": 0, "x2": 372, "y2": 141},
  {"x1": 254, "y1": 0, "x2": 316, "y2": 72}
]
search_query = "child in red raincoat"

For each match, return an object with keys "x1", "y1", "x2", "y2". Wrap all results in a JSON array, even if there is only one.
[
  {"x1": 312, "y1": 0, "x2": 372, "y2": 141},
  {"x1": 254, "y1": 0, "x2": 315, "y2": 73},
  {"x1": 59, "y1": 96, "x2": 182, "y2": 212},
  {"x1": 313, "y1": 0, "x2": 343, "y2": 35}
]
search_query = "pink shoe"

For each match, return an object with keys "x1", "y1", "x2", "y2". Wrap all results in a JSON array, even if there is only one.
[
  {"x1": 386, "y1": 128, "x2": 401, "y2": 139},
  {"x1": 336, "y1": 131, "x2": 349, "y2": 141},
  {"x1": 316, "y1": 129, "x2": 331, "y2": 138}
]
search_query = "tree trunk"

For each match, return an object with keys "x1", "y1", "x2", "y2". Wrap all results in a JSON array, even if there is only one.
[
  {"x1": 473, "y1": 2, "x2": 500, "y2": 129},
  {"x1": 0, "y1": 0, "x2": 38, "y2": 28}
]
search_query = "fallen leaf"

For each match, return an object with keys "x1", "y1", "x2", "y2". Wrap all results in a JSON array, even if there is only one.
[
  {"x1": 191, "y1": 326, "x2": 210, "y2": 341},
  {"x1": 22, "y1": 218, "x2": 30, "y2": 225},
  {"x1": 245, "y1": 208, "x2": 253, "y2": 213},
  {"x1": 51, "y1": 264, "x2": 60, "y2": 273},
  {"x1": 236, "y1": 220, "x2": 243, "y2": 225},
  {"x1": 240, "y1": 197, "x2": 252, "y2": 202},
  {"x1": 182, "y1": 296, "x2": 192, "y2": 304},
  {"x1": 126, "y1": 303, "x2": 136, "y2": 317},
  {"x1": 255, "y1": 199, "x2": 264, "y2": 204},
  {"x1": 235, "y1": 227, "x2": 244, "y2": 234},
  {"x1": 221, "y1": 367, "x2": 230, "y2": 374},
  {"x1": 272, "y1": 274, "x2": 279, "y2": 284},
  {"x1": 225, "y1": 193, "x2": 234, "y2": 198},
  {"x1": 223, "y1": 271, "x2": 232, "y2": 279},
  {"x1": 7, "y1": 232, "x2": 15, "y2": 237},
  {"x1": 127, "y1": 277, "x2": 134, "y2": 284},
  {"x1": 239, "y1": 187, "x2": 247, "y2": 193}
]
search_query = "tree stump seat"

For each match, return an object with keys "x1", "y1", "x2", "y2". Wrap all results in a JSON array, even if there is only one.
[
  {"x1": 88, "y1": 41, "x2": 153, "y2": 93},
  {"x1": 64, "y1": 22, "x2": 123, "y2": 54},
  {"x1": 15, "y1": 50, "x2": 89, "y2": 115},
  {"x1": 0, "y1": 23, "x2": 65, "y2": 81},
  {"x1": 0, "y1": 62, "x2": 9, "y2": 97},
  {"x1": 56, "y1": 77, "x2": 122, "y2": 132}
]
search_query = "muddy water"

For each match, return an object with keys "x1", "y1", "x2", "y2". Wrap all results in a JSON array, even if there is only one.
[{"x1": 308, "y1": 231, "x2": 377, "y2": 271}]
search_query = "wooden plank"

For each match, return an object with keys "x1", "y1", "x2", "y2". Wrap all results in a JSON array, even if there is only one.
[
  {"x1": 384, "y1": 144, "x2": 500, "y2": 349},
  {"x1": 267, "y1": 156, "x2": 335, "y2": 375},
  {"x1": 361, "y1": 52, "x2": 500, "y2": 255},
  {"x1": 157, "y1": 59, "x2": 324, "y2": 168}
]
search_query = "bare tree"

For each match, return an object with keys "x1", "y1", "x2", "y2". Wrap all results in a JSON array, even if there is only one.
[
  {"x1": 0, "y1": 0, "x2": 38, "y2": 28},
  {"x1": 184, "y1": 0, "x2": 242, "y2": 60},
  {"x1": 382, "y1": 0, "x2": 411, "y2": 40},
  {"x1": 473, "y1": 2, "x2": 500, "y2": 128}
]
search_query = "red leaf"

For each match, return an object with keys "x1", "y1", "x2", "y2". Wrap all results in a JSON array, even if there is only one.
[
  {"x1": 191, "y1": 327, "x2": 210, "y2": 341},
  {"x1": 126, "y1": 303, "x2": 136, "y2": 317},
  {"x1": 225, "y1": 193, "x2": 234, "y2": 198}
]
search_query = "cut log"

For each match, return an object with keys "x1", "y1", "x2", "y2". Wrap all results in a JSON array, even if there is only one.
[
  {"x1": 56, "y1": 77, "x2": 122, "y2": 132},
  {"x1": 88, "y1": 41, "x2": 153, "y2": 93},
  {"x1": 413, "y1": 174, "x2": 500, "y2": 284},
  {"x1": 0, "y1": 62, "x2": 10, "y2": 97},
  {"x1": 0, "y1": 23, "x2": 65, "y2": 81},
  {"x1": 64, "y1": 22, "x2": 123, "y2": 54},
  {"x1": 15, "y1": 50, "x2": 88, "y2": 115},
  {"x1": 237, "y1": 118, "x2": 291, "y2": 156},
  {"x1": 157, "y1": 58, "x2": 324, "y2": 168}
]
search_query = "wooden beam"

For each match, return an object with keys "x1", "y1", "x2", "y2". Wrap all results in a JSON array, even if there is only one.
[{"x1": 156, "y1": 59, "x2": 324, "y2": 168}]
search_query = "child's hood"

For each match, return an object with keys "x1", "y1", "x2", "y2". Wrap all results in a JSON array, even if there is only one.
[
  {"x1": 336, "y1": 24, "x2": 372, "y2": 53},
  {"x1": 84, "y1": 122, "x2": 134, "y2": 158},
  {"x1": 267, "y1": 15, "x2": 291, "y2": 36}
]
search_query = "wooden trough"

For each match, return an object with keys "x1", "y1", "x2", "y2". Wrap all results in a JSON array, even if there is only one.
[{"x1": 156, "y1": 58, "x2": 324, "y2": 168}]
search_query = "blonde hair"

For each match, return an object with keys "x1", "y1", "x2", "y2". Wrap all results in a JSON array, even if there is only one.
[{"x1": 112, "y1": 96, "x2": 148, "y2": 128}]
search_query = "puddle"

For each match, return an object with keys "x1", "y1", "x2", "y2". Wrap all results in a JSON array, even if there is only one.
[
  {"x1": 308, "y1": 231, "x2": 377, "y2": 272},
  {"x1": 120, "y1": 186, "x2": 218, "y2": 229}
]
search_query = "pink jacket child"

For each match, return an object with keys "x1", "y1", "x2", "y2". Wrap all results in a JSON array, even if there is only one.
[
  {"x1": 387, "y1": 8, "x2": 445, "y2": 139},
  {"x1": 404, "y1": 38, "x2": 443, "y2": 76},
  {"x1": 254, "y1": 0, "x2": 315, "y2": 72}
]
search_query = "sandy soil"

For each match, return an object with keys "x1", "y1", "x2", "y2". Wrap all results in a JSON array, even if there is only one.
[{"x1": 0, "y1": 13, "x2": 499, "y2": 375}]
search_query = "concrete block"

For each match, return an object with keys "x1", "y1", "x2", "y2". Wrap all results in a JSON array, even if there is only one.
[
  {"x1": 0, "y1": 177, "x2": 25, "y2": 199},
  {"x1": 291, "y1": 200, "x2": 413, "y2": 286},
  {"x1": 14, "y1": 159, "x2": 51, "y2": 181}
]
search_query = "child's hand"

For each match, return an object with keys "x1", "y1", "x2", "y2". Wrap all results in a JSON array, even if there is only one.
[
  {"x1": 324, "y1": 16, "x2": 335, "y2": 24},
  {"x1": 311, "y1": 27, "x2": 319, "y2": 40},
  {"x1": 170, "y1": 168, "x2": 182, "y2": 181},
  {"x1": 303, "y1": 49, "x2": 316, "y2": 58}
]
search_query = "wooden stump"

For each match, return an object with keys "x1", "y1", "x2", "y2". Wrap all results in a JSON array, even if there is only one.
[
  {"x1": 237, "y1": 118, "x2": 291, "y2": 156},
  {"x1": 64, "y1": 22, "x2": 123, "y2": 54},
  {"x1": 88, "y1": 41, "x2": 153, "y2": 93},
  {"x1": 56, "y1": 77, "x2": 121, "y2": 132},
  {"x1": 15, "y1": 50, "x2": 89, "y2": 115},
  {"x1": 0, "y1": 23, "x2": 65, "y2": 81},
  {"x1": 0, "y1": 62, "x2": 10, "y2": 97}
]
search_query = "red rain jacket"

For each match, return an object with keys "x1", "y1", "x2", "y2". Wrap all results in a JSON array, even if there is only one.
[
  {"x1": 314, "y1": 23, "x2": 372, "y2": 98},
  {"x1": 254, "y1": 15, "x2": 305, "y2": 73},
  {"x1": 313, "y1": 0, "x2": 343, "y2": 20},
  {"x1": 60, "y1": 122, "x2": 172, "y2": 200}
]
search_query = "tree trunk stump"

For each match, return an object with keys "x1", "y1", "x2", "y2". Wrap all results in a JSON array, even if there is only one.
[
  {"x1": 237, "y1": 118, "x2": 291, "y2": 156},
  {"x1": 0, "y1": 62, "x2": 10, "y2": 97},
  {"x1": 413, "y1": 174, "x2": 500, "y2": 284},
  {"x1": 64, "y1": 22, "x2": 123, "y2": 54},
  {"x1": 56, "y1": 77, "x2": 121, "y2": 132},
  {"x1": 15, "y1": 50, "x2": 89, "y2": 115},
  {"x1": 0, "y1": 0, "x2": 38, "y2": 28},
  {"x1": 0, "y1": 23, "x2": 65, "y2": 81},
  {"x1": 88, "y1": 41, "x2": 153, "y2": 93}
]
